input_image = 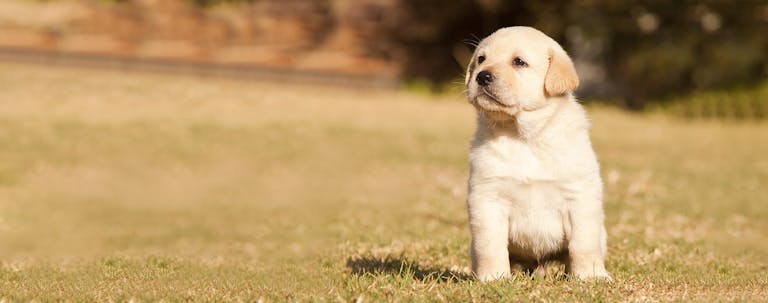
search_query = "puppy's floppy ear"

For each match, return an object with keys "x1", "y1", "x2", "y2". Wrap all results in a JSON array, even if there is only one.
[
  {"x1": 464, "y1": 57, "x2": 475, "y2": 87},
  {"x1": 544, "y1": 47, "x2": 579, "y2": 96}
]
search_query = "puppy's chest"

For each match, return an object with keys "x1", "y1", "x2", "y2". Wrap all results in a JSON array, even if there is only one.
[
  {"x1": 470, "y1": 137, "x2": 560, "y2": 184},
  {"x1": 469, "y1": 137, "x2": 571, "y2": 259}
]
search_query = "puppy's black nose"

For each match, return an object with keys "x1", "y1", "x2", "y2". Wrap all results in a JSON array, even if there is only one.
[{"x1": 476, "y1": 70, "x2": 494, "y2": 86}]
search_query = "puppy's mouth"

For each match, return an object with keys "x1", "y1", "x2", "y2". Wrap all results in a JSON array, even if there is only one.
[
  {"x1": 480, "y1": 87, "x2": 506, "y2": 106},
  {"x1": 469, "y1": 86, "x2": 520, "y2": 118}
]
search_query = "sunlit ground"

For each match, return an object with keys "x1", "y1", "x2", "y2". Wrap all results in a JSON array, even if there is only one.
[{"x1": 0, "y1": 63, "x2": 766, "y2": 301}]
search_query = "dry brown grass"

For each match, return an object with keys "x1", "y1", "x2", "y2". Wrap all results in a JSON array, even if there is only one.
[{"x1": 0, "y1": 62, "x2": 766, "y2": 301}]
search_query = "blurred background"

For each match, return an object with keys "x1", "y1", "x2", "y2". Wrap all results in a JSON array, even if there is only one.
[
  {"x1": 1, "y1": 0, "x2": 767, "y2": 300},
  {"x1": 1, "y1": 0, "x2": 767, "y2": 113}
]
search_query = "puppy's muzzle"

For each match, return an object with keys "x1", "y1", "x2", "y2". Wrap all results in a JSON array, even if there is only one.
[{"x1": 476, "y1": 70, "x2": 494, "y2": 86}]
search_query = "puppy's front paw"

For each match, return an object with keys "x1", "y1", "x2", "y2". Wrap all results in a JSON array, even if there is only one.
[
  {"x1": 572, "y1": 268, "x2": 613, "y2": 282},
  {"x1": 475, "y1": 271, "x2": 512, "y2": 282}
]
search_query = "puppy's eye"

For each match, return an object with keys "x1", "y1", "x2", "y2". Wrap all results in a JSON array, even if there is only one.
[
  {"x1": 477, "y1": 55, "x2": 486, "y2": 64},
  {"x1": 513, "y1": 57, "x2": 527, "y2": 67}
]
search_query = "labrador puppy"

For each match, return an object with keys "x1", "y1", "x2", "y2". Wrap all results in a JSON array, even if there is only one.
[{"x1": 465, "y1": 27, "x2": 611, "y2": 281}]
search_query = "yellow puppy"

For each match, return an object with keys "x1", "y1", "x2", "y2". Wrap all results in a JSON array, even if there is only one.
[{"x1": 465, "y1": 27, "x2": 611, "y2": 281}]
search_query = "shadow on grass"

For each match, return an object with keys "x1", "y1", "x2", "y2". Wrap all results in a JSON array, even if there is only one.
[{"x1": 346, "y1": 256, "x2": 472, "y2": 283}]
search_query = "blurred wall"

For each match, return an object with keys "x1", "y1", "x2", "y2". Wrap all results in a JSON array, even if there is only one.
[{"x1": 0, "y1": 0, "x2": 398, "y2": 78}]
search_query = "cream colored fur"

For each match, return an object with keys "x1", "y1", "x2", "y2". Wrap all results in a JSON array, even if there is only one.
[{"x1": 465, "y1": 27, "x2": 611, "y2": 281}]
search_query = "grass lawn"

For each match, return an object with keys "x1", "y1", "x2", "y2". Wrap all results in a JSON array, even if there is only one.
[{"x1": 0, "y1": 63, "x2": 766, "y2": 301}]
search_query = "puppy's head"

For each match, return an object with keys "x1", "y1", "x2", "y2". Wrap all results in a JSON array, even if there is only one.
[{"x1": 465, "y1": 27, "x2": 579, "y2": 121}]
